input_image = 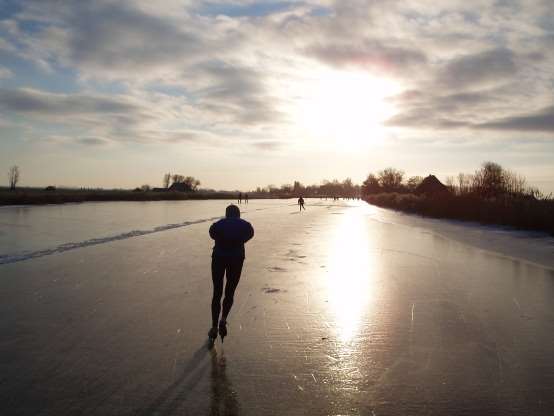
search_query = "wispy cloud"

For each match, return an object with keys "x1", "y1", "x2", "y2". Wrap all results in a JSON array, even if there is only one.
[
  {"x1": 3, "y1": 0, "x2": 553, "y2": 141},
  {"x1": 475, "y1": 105, "x2": 554, "y2": 133},
  {"x1": 1, "y1": 0, "x2": 554, "y2": 190},
  {"x1": 436, "y1": 48, "x2": 517, "y2": 89},
  {"x1": 0, "y1": 65, "x2": 13, "y2": 79}
]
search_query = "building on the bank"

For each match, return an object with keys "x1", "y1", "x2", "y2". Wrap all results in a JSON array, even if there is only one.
[
  {"x1": 416, "y1": 175, "x2": 449, "y2": 195},
  {"x1": 168, "y1": 182, "x2": 193, "y2": 192}
]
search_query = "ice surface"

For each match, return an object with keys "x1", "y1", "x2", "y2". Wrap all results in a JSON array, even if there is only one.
[
  {"x1": 0, "y1": 200, "x2": 282, "y2": 259},
  {"x1": 1, "y1": 199, "x2": 553, "y2": 415}
]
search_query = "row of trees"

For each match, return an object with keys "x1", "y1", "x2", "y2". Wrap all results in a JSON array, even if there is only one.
[
  {"x1": 5, "y1": 162, "x2": 544, "y2": 202},
  {"x1": 364, "y1": 162, "x2": 553, "y2": 235},
  {"x1": 362, "y1": 168, "x2": 422, "y2": 194},
  {"x1": 443, "y1": 162, "x2": 540, "y2": 199},
  {"x1": 362, "y1": 162, "x2": 546, "y2": 200},
  {"x1": 162, "y1": 173, "x2": 201, "y2": 191},
  {"x1": 254, "y1": 178, "x2": 361, "y2": 198}
]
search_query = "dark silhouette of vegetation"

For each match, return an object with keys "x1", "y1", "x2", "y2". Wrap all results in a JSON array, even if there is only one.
[
  {"x1": 406, "y1": 176, "x2": 423, "y2": 192},
  {"x1": 362, "y1": 161, "x2": 554, "y2": 235},
  {"x1": 378, "y1": 167, "x2": 404, "y2": 192},
  {"x1": 0, "y1": 188, "x2": 242, "y2": 205},
  {"x1": 362, "y1": 168, "x2": 426, "y2": 195},
  {"x1": 163, "y1": 173, "x2": 171, "y2": 189},
  {"x1": 168, "y1": 175, "x2": 200, "y2": 191},
  {"x1": 416, "y1": 175, "x2": 449, "y2": 195},
  {"x1": 254, "y1": 178, "x2": 360, "y2": 199},
  {"x1": 8, "y1": 165, "x2": 19, "y2": 190},
  {"x1": 2, "y1": 163, "x2": 551, "y2": 237}
]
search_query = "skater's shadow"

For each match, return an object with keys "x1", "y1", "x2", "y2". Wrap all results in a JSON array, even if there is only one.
[
  {"x1": 209, "y1": 349, "x2": 240, "y2": 415},
  {"x1": 138, "y1": 341, "x2": 211, "y2": 416}
]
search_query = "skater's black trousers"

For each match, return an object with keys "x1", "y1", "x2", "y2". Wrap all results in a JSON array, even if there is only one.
[{"x1": 211, "y1": 256, "x2": 244, "y2": 328}]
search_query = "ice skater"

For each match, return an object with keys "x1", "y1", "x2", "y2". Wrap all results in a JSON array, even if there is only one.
[
  {"x1": 208, "y1": 204, "x2": 254, "y2": 346},
  {"x1": 298, "y1": 196, "x2": 305, "y2": 211},
  {"x1": 237, "y1": 193, "x2": 242, "y2": 204}
]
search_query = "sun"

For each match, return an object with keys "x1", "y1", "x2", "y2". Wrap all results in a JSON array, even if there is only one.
[{"x1": 295, "y1": 69, "x2": 400, "y2": 147}]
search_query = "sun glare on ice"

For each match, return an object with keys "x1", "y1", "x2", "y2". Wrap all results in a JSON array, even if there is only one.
[{"x1": 327, "y1": 206, "x2": 377, "y2": 343}]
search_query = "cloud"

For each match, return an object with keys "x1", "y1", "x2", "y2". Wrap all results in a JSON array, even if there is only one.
[
  {"x1": 385, "y1": 85, "x2": 503, "y2": 130},
  {"x1": 0, "y1": 88, "x2": 144, "y2": 115},
  {"x1": 2, "y1": 0, "x2": 554, "y2": 148},
  {"x1": 5, "y1": 1, "x2": 241, "y2": 82},
  {"x1": 436, "y1": 48, "x2": 517, "y2": 89},
  {"x1": 0, "y1": 37, "x2": 16, "y2": 52},
  {"x1": 475, "y1": 105, "x2": 554, "y2": 133},
  {"x1": 75, "y1": 137, "x2": 110, "y2": 146},
  {"x1": 189, "y1": 60, "x2": 283, "y2": 125},
  {"x1": 4, "y1": 1, "x2": 289, "y2": 130},
  {"x1": 0, "y1": 87, "x2": 186, "y2": 144},
  {"x1": 0, "y1": 66, "x2": 13, "y2": 79},
  {"x1": 0, "y1": 86, "x2": 248, "y2": 147},
  {"x1": 387, "y1": 92, "x2": 554, "y2": 134},
  {"x1": 385, "y1": 108, "x2": 468, "y2": 130},
  {"x1": 305, "y1": 41, "x2": 428, "y2": 78},
  {"x1": 250, "y1": 140, "x2": 284, "y2": 150}
]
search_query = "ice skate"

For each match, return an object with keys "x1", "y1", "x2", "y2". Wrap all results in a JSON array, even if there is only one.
[
  {"x1": 207, "y1": 327, "x2": 218, "y2": 349},
  {"x1": 219, "y1": 320, "x2": 227, "y2": 343}
]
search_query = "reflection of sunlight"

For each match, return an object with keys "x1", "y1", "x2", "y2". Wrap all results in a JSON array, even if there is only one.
[
  {"x1": 295, "y1": 68, "x2": 401, "y2": 147},
  {"x1": 327, "y1": 207, "x2": 376, "y2": 343}
]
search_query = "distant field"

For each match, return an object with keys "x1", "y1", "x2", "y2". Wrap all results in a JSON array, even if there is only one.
[
  {"x1": 0, "y1": 189, "x2": 251, "y2": 205},
  {"x1": 0, "y1": 188, "x2": 340, "y2": 206}
]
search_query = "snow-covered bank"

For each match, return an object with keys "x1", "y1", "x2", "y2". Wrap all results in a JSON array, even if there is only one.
[{"x1": 364, "y1": 203, "x2": 554, "y2": 269}]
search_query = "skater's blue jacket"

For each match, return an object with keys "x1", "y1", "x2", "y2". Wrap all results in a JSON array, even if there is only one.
[{"x1": 209, "y1": 217, "x2": 254, "y2": 259}]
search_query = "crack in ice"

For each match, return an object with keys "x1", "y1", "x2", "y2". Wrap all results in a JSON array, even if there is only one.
[{"x1": 0, "y1": 216, "x2": 221, "y2": 265}]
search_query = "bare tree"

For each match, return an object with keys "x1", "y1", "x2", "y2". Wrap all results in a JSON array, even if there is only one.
[
  {"x1": 163, "y1": 173, "x2": 171, "y2": 189},
  {"x1": 406, "y1": 176, "x2": 423, "y2": 192},
  {"x1": 293, "y1": 181, "x2": 304, "y2": 196},
  {"x1": 281, "y1": 183, "x2": 293, "y2": 194},
  {"x1": 457, "y1": 173, "x2": 473, "y2": 195},
  {"x1": 377, "y1": 167, "x2": 404, "y2": 192},
  {"x1": 171, "y1": 174, "x2": 185, "y2": 185},
  {"x1": 473, "y1": 161, "x2": 505, "y2": 198},
  {"x1": 362, "y1": 173, "x2": 381, "y2": 195},
  {"x1": 140, "y1": 184, "x2": 151, "y2": 191},
  {"x1": 341, "y1": 178, "x2": 355, "y2": 197},
  {"x1": 267, "y1": 184, "x2": 278, "y2": 194},
  {"x1": 183, "y1": 176, "x2": 200, "y2": 191},
  {"x1": 8, "y1": 165, "x2": 19, "y2": 190},
  {"x1": 504, "y1": 170, "x2": 526, "y2": 196},
  {"x1": 445, "y1": 176, "x2": 456, "y2": 193}
]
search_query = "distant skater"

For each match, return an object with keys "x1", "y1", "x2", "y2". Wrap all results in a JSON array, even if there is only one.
[
  {"x1": 208, "y1": 205, "x2": 254, "y2": 345},
  {"x1": 298, "y1": 196, "x2": 305, "y2": 211},
  {"x1": 238, "y1": 193, "x2": 242, "y2": 204}
]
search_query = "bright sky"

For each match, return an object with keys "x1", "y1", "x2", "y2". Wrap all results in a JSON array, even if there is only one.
[{"x1": 1, "y1": 0, "x2": 553, "y2": 192}]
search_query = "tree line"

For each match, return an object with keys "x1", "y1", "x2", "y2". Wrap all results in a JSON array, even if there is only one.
[
  {"x1": 253, "y1": 178, "x2": 361, "y2": 198},
  {"x1": 362, "y1": 161, "x2": 553, "y2": 235},
  {"x1": 134, "y1": 173, "x2": 201, "y2": 192},
  {"x1": 362, "y1": 162, "x2": 547, "y2": 200}
]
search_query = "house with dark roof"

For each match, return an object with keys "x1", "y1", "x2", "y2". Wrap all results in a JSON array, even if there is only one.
[
  {"x1": 168, "y1": 182, "x2": 193, "y2": 192},
  {"x1": 415, "y1": 175, "x2": 449, "y2": 195}
]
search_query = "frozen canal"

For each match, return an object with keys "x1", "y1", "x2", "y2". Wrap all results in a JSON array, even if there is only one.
[{"x1": 1, "y1": 199, "x2": 554, "y2": 415}]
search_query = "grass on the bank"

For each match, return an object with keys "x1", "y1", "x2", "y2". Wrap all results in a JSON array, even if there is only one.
[
  {"x1": 366, "y1": 192, "x2": 554, "y2": 235},
  {"x1": 0, "y1": 189, "x2": 245, "y2": 205}
]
